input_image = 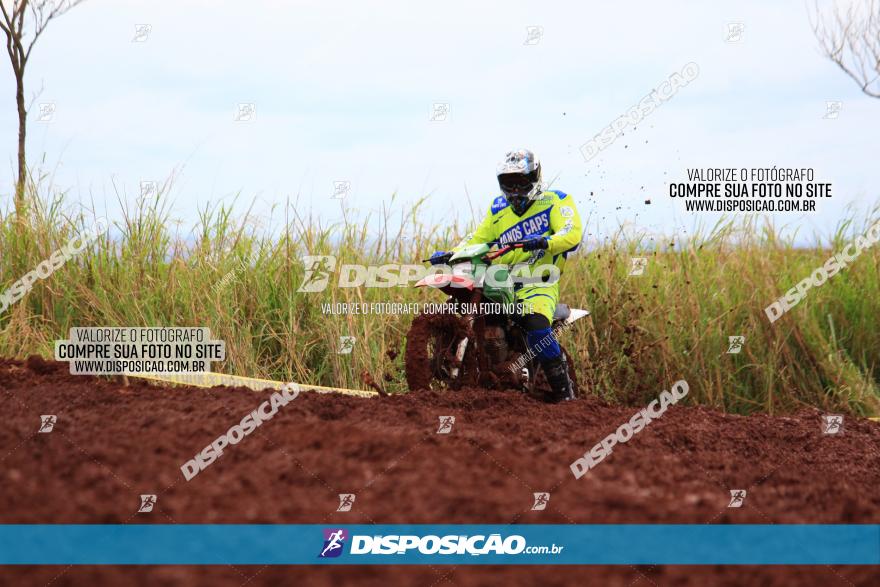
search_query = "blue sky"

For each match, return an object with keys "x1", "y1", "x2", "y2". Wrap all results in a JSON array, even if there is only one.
[{"x1": 1, "y1": 0, "x2": 878, "y2": 243}]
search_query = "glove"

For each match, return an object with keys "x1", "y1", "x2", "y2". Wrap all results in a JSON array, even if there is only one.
[
  {"x1": 429, "y1": 251, "x2": 453, "y2": 265},
  {"x1": 520, "y1": 236, "x2": 549, "y2": 251}
]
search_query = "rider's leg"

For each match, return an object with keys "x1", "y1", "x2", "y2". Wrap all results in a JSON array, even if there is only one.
[{"x1": 515, "y1": 285, "x2": 574, "y2": 402}]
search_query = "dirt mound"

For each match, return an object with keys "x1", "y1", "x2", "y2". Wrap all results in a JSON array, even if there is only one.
[{"x1": 1, "y1": 357, "x2": 879, "y2": 586}]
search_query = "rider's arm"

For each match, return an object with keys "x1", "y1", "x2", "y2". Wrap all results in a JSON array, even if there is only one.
[
  {"x1": 546, "y1": 196, "x2": 583, "y2": 256},
  {"x1": 453, "y1": 204, "x2": 497, "y2": 250}
]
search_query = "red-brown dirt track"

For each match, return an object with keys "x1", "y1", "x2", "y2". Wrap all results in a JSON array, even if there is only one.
[{"x1": 1, "y1": 357, "x2": 878, "y2": 586}]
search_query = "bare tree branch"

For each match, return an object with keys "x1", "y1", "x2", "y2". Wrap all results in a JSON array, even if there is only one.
[
  {"x1": 0, "y1": 0, "x2": 86, "y2": 215},
  {"x1": 813, "y1": 0, "x2": 880, "y2": 98},
  {"x1": 25, "y1": 0, "x2": 84, "y2": 63}
]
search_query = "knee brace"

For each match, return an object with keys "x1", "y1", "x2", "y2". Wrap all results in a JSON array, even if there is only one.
[{"x1": 526, "y1": 326, "x2": 562, "y2": 362}]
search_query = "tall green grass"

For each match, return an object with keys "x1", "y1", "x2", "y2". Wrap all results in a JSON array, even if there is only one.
[{"x1": 2, "y1": 177, "x2": 879, "y2": 416}]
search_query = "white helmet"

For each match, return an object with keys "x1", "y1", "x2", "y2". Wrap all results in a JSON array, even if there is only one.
[{"x1": 496, "y1": 149, "x2": 542, "y2": 215}]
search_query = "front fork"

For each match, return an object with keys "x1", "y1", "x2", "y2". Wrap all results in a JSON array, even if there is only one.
[
  {"x1": 448, "y1": 290, "x2": 482, "y2": 381},
  {"x1": 448, "y1": 322, "x2": 471, "y2": 380}
]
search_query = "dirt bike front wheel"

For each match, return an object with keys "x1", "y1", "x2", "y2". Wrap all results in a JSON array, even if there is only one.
[{"x1": 404, "y1": 312, "x2": 475, "y2": 391}]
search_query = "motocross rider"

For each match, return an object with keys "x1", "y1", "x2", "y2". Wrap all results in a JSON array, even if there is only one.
[{"x1": 430, "y1": 149, "x2": 583, "y2": 402}]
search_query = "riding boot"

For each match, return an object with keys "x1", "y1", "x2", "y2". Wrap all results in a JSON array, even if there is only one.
[{"x1": 541, "y1": 353, "x2": 575, "y2": 403}]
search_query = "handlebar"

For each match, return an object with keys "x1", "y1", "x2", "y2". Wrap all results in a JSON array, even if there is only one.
[
  {"x1": 422, "y1": 241, "x2": 527, "y2": 264},
  {"x1": 483, "y1": 242, "x2": 524, "y2": 261}
]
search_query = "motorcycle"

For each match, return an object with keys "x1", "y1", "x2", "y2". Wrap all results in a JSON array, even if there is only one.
[{"x1": 404, "y1": 241, "x2": 589, "y2": 399}]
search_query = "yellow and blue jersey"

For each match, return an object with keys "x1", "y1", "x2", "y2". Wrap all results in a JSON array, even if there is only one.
[
  {"x1": 455, "y1": 189, "x2": 583, "y2": 273},
  {"x1": 453, "y1": 190, "x2": 583, "y2": 321}
]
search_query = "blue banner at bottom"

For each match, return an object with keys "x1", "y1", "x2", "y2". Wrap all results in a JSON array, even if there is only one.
[{"x1": 1, "y1": 525, "x2": 878, "y2": 565}]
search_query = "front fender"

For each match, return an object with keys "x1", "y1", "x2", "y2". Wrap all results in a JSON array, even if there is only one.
[{"x1": 414, "y1": 274, "x2": 475, "y2": 290}]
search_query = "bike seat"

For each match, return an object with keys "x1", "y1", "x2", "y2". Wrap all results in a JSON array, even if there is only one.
[{"x1": 553, "y1": 303, "x2": 571, "y2": 322}]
